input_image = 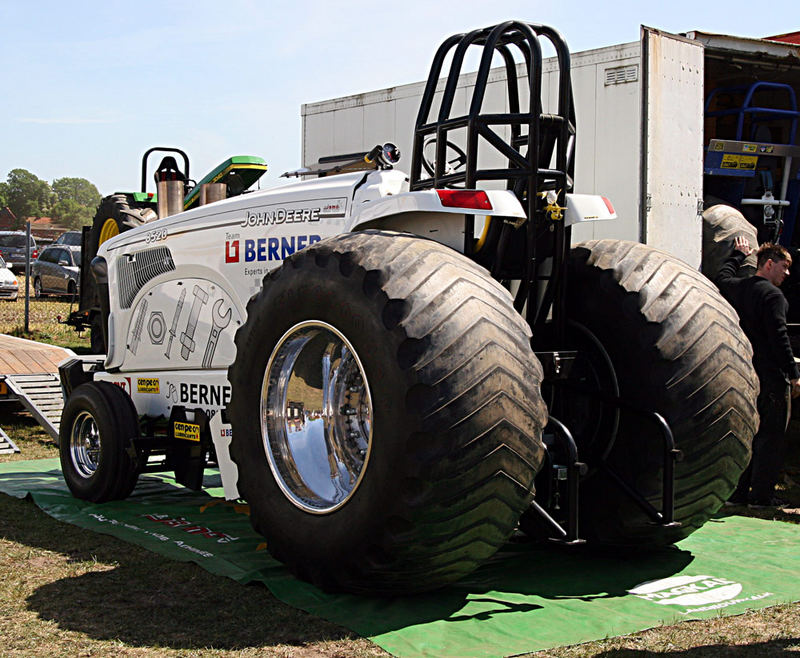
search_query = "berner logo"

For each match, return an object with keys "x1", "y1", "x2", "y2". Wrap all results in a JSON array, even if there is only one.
[{"x1": 628, "y1": 575, "x2": 742, "y2": 607}]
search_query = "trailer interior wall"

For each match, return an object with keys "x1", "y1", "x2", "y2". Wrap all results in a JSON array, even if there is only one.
[
  {"x1": 695, "y1": 32, "x2": 800, "y2": 243},
  {"x1": 302, "y1": 42, "x2": 644, "y2": 245}
]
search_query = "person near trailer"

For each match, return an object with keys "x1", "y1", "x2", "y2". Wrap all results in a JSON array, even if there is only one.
[{"x1": 715, "y1": 236, "x2": 800, "y2": 508}]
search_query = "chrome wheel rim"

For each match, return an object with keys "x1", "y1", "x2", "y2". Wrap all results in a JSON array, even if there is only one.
[
  {"x1": 70, "y1": 410, "x2": 100, "y2": 478},
  {"x1": 261, "y1": 321, "x2": 373, "y2": 514}
]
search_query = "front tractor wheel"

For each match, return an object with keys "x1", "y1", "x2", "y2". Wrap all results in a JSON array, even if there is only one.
[
  {"x1": 59, "y1": 381, "x2": 140, "y2": 502},
  {"x1": 228, "y1": 231, "x2": 548, "y2": 594}
]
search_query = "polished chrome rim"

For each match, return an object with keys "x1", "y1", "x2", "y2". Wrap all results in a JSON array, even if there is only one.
[
  {"x1": 260, "y1": 321, "x2": 373, "y2": 513},
  {"x1": 70, "y1": 410, "x2": 100, "y2": 478}
]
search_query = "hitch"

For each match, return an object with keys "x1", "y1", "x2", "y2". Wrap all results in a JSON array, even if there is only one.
[
  {"x1": 529, "y1": 415, "x2": 586, "y2": 545},
  {"x1": 529, "y1": 393, "x2": 683, "y2": 544},
  {"x1": 598, "y1": 399, "x2": 683, "y2": 527}
]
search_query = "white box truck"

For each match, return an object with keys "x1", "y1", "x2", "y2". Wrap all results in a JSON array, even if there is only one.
[{"x1": 301, "y1": 27, "x2": 800, "y2": 269}]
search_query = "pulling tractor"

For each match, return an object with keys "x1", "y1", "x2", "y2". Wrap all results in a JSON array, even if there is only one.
[{"x1": 59, "y1": 21, "x2": 758, "y2": 594}]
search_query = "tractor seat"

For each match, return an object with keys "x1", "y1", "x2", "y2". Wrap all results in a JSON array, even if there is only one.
[{"x1": 153, "y1": 156, "x2": 187, "y2": 184}]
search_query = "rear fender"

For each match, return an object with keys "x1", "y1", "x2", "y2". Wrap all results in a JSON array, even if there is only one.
[
  {"x1": 350, "y1": 189, "x2": 526, "y2": 253},
  {"x1": 564, "y1": 194, "x2": 617, "y2": 226}
]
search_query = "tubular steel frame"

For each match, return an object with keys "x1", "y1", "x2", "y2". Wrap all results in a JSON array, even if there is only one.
[
  {"x1": 410, "y1": 21, "x2": 680, "y2": 543},
  {"x1": 409, "y1": 21, "x2": 576, "y2": 341}
]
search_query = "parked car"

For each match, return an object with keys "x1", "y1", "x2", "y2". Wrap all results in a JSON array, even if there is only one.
[
  {"x1": 31, "y1": 245, "x2": 80, "y2": 297},
  {"x1": 0, "y1": 231, "x2": 37, "y2": 271},
  {"x1": 0, "y1": 256, "x2": 19, "y2": 301},
  {"x1": 53, "y1": 230, "x2": 82, "y2": 247}
]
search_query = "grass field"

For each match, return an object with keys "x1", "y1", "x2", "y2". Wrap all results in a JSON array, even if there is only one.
[
  {"x1": 0, "y1": 277, "x2": 91, "y2": 352},
  {"x1": 0, "y1": 290, "x2": 799, "y2": 656}
]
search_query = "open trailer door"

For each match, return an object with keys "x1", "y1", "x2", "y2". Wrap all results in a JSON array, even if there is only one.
[{"x1": 640, "y1": 27, "x2": 705, "y2": 268}]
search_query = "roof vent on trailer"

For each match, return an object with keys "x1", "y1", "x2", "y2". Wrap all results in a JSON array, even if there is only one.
[
  {"x1": 118, "y1": 246, "x2": 175, "y2": 309},
  {"x1": 604, "y1": 64, "x2": 638, "y2": 86}
]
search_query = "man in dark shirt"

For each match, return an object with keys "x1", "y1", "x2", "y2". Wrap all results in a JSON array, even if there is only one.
[{"x1": 715, "y1": 237, "x2": 800, "y2": 508}]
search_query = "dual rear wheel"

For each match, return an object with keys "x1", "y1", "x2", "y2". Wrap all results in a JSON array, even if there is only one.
[
  {"x1": 228, "y1": 232, "x2": 757, "y2": 592},
  {"x1": 560, "y1": 240, "x2": 757, "y2": 545}
]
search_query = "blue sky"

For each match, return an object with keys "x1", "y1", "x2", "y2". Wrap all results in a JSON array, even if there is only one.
[{"x1": 1, "y1": 0, "x2": 798, "y2": 196}]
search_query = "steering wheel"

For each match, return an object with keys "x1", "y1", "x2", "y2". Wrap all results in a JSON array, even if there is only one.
[{"x1": 422, "y1": 137, "x2": 468, "y2": 177}]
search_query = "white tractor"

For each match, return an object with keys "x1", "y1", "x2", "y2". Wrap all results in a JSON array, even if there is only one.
[{"x1": 59, "y1": 21, "x2": 758, "y2": 595}]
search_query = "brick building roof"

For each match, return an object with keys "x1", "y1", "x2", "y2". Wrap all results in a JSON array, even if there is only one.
[{"x1": 0, "y1": 209, "x2": 71, "y2": 241}]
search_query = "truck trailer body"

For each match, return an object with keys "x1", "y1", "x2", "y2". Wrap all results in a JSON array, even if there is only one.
[{"x1": 301, "y1": 27, "x2": 800, "y2": 268}]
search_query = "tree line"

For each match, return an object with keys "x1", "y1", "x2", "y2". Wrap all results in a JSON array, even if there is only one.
[{"x1": 0, "y1": 169, "x2": 100, "y2": 230}]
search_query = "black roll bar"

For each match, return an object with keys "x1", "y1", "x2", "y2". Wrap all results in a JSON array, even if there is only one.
[{"x1": 141, "y1": 147, "x2": 190, "y2": 193}]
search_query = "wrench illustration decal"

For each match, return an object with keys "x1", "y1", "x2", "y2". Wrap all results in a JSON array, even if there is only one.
[{"x1": 202, "y1": 299, "x2": 232, "y2": 367}]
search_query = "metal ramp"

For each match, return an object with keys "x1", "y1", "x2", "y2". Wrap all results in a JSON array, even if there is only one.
[
  {"x1": 0, "y1": 426, "x2": 19, "y2": 454},
  {"x1": 5, "y1": 374, "x2": 64, "y2": 442}
]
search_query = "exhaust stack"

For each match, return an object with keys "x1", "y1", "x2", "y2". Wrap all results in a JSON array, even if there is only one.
[{"x1": 199, "y1": 183, "x2": 226, "y2": 206}]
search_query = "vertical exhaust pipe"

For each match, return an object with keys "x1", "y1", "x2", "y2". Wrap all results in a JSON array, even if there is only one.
[
  {"x1": 199, "y1": 183, "x2": 226, "y2": 206},
  {"x1": 157, "y1": 180, "x2": 185, "y2": 219}
]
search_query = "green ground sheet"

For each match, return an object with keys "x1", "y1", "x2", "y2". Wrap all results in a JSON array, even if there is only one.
[{"x1": 1, "y1": 458, "x2": 798, "y2": 657}]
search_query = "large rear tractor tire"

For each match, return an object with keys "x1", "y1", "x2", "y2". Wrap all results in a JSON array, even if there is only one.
[
  {"x1": 702, "y1": 204, "x2": 758, "y2": 279},
  {"x1": 59, "y1": 381, "x2": 140, "y2": 502},
  {"x1": 564, "y1": 240, "x2": 758, "y2": 546},
  {"x1": 228, "y1": 230, "x2": 548, "y2": 594},
  {"x1": 89, "y1": 194, "x2": 155, "y2": 257}
]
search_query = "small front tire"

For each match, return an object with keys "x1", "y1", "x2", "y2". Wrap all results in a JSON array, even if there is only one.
[{"x1": 59, "y1": 381, "x2": 140, "y2": 502}]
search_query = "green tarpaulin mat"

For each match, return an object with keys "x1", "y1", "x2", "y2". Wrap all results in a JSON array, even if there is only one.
[{"x1": 1, "y1": 458, "x2": 799, "y2": 657}]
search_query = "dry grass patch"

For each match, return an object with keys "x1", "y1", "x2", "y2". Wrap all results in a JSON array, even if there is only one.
[
  {"x1": 0, "y1": 275, "x2": 90, "y2": 352},
  {"x1": 0, "y1": 495, "x2": 387, "y2": 657}
]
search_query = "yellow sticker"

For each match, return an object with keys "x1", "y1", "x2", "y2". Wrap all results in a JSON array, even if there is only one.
[
  {"x1": 137, "y1": 378, "x2": 160, "y2": 394},
  {"x1": 174, "y1": 421, "x2": 201, "y2": 442},
  {"x1": 713, "y1": 142, "x2": 724, "y2": 151},
  {"x1": 720, "y1": 154, "x2": 758, "y2": 170},
  {"x1": 743, "y1": 144, "x2": 757, "y2": 153}
]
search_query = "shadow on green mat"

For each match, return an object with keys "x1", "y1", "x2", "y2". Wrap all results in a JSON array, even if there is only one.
[
  {"x1": 3, "y1": 488, "x2": 799, "y2": 656},
  {"x1": 431, "y1": 537, "x2": 695, "y2": 616},
  {"x1": 0, "y1": 492, "x2": 366, "y2": 652},
  {"x1": 0, "y1": 466, "x2": 698, "y2": 642}
]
